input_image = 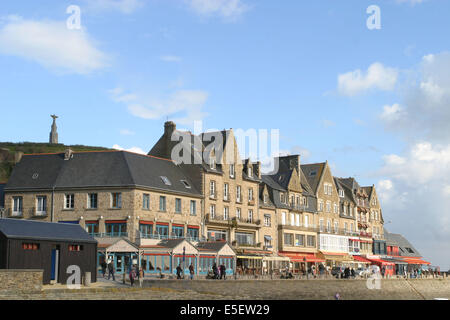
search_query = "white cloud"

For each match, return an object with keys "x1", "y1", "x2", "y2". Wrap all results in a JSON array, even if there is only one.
[
  {"x1": 84, "y1": 0, "x2": 144, "y2": 14},
  {"x1": 160, "y1": 55, "x2": 182, "y2": 62},
  {"x1": 112, "y1": 144, "x2": 146, "y2": 154},
  {"x1": 184, "y1": 0, "x2": 249, "y2": 18},
  {"x1": 338, "y1": 62, "x2": 398, "y2": 96},
  {"x1": 380, "y1": 103, "x2": 404, "y2": 122},
  {"x1": 0, "y1": 16, "x2": 107, "y2": 74},
  {"x1": 376, "y1": 142, "x2": 450, "y2": 269},
  {"x1": 380, "y1": 52, "x2": 450, "y2": 142},
  {"x1": 110, "y1": 88, "x2": 209, "y2": 125},
  {"x1": 119, "y1": 129, "x2": 135, "y2": 135}
]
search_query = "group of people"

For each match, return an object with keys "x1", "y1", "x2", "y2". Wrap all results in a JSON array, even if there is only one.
[
  {"x1": 100, "y1": 260, "x2": 145, "y2": 287},
  {"x1": 176, "y1": 263, "x2": 196, "y2": 280},
  {"x1": 210, "y1": 262, "x2": 227, "y2": 279}
]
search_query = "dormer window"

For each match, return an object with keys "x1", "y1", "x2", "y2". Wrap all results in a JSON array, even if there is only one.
[
  {"x1": 263, "y1": 194, "x2": 268, "y2": 204},
  {"x1": 210, "y1": 157, "x2": 216, "y2": 170},
  {"x1": 248, "y1": 166, "x2": 252, "y2": 177},
  {"x1": 339, "y1": 189, "x2": 344, "y2": 198},
  {"x1": 229, "y1": 164, "x2": 235, "y2": 178},
  {"x1": 160, "y1": 176, "x2": 171, "y2": 186}
]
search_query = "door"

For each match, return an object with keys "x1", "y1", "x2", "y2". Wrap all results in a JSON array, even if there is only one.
[{"x1": 50, "y1": 245, "x2": 60, "y2": 282}]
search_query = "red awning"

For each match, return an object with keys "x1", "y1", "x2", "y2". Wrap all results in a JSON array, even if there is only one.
[
  {"x1": 353, "y1": 255, "x2": 372, "y2": 263},
  {"x1": 279, "y1": 252, "x2": 325, "y2": 263},
  {"x1": 402, "y1": 257, "x2": 431, "y2": 265},
  {"x1": 367, "y1": 258, "x2": 395, "y2": 266}
]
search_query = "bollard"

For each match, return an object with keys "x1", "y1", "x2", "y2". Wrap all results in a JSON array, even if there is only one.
[{"x1": 84, "y1": 272, "x2": 91, "y2": 287}]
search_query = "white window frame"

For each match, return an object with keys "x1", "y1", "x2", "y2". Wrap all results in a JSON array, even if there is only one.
[
  {"x1": 65, "y1": 194, "x2": 75, "y2": 209},
  {"x1": 36, "y1": 196, "x2": 47, "y2": 215},
  {"x1": 224, "y1": 183, "x2": 229, "y2": 201},
  {"x1": 12, "y1": 196, "x2": 23, "y2": 215},
  {"x1": 229, "y1": 164, "x2": 235, "y2": 178}
]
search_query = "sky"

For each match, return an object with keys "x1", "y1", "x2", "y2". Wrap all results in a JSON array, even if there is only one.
[{"x1": 0, "y1": 0, "x2": 449, "y2": 270}]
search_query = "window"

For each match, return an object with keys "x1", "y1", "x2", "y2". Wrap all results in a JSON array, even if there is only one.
[
  {"x1": 210, "y1": 181, "x2": 216, "y2": 198},
  {"x1": 248, "y1": 209, "x2": 253, "y2": 223},
  {"x1": 264, "y1": 236, "x2": 272, "y2": 248},
  {"x1": 350, "y1": 223, "x2": 354, "y2": 232},
  {"x1": 334, "y1": 221, "x2": 339, "y2": 234},
  {"x1": 280, "y1": 193, "x2": 285, "y2": 204},
  {"x1": 281, "y1": 212, "x2": 286, "y2": 225},
  {"x1": 236, "y1": 186, "x2": 241, "y2": 202},
  {"x1": 224, "y1": 207, "x2": 229, "y2": 220},
  {"x1": 172, "y1": 226, "x2": 184, "y2": 238},
  {"x1": 175, "y1": 198, "x2": 182, "y2": 214},
  {"x1": 111, "y1": 193, "x2": 122, "y2": 209},
  {"x1": 247, "y1": 166, "x2": 252, "y2": 177},
  {"x1": 290, "y1": 213, "x2": 295, "y2": 226},
  {"x1": 263, "y1": 194, "x2": 268, "y2": 204},
  {"x1": 181, "y1": 180, "x2": 191, "y2": 189},
  {"x1": 22, "y1": 243, "x2": 39, "y2": 250},
  {"x1": 304, "y1": 215, "x2": 309, "y2": 228},
  {"x1": 236, "y1": 232, "x2": 254, "y2": 246},
  {"x1": 307, "y1": 235, "x2": 316, "y2": 247},
  {"x1": 88, "y1": 193, "x2": 98, "y2": 209},
  {"x1": 224, "y1": 183, "x2": 229, "y2": 200},
  {"x1": 284, "y1": 233, "x2": 294, "y2": 246},
  {"x1": 142, "y1": 194, "x2": 150, "y2": 210},
  {"x1": 229, "y1": 164, "x2": 235, "y2": 178},
  {"x1": 319, "y1": 219, "x2": 324, "y2": 232},
  {"x1": 85, "y1": 223, "x2": 99, "y2": 236},
  {"x1": 208, "y1": 229, "x2": 227, "y2": 241},
  {"x1": 326, "y1": 201, "x2": 331, "y2": 212},
  {"x1": 69, "y1": 245, "x2": 83, "y2": 252},
  {"x1": 264, "y1": 214, "x2": 271, "y2": 227},
  {"x1": 236, "y1": 208, "x2": 241, "y2": 220},
  {"x1": 210, "y1": 204, "x2": 216, "y2": 218},
  {"x1": 106, "y1": 223, "x2": 127, "y2": 237},
  {"x1": 155, "y1": 224, "x2": 169, "y2": 239},
  {"x1": 210, "y1": 157, "x2": 216, "y2": 169},
  {"x1": 12, "y1": 196, "x2": 23, "y2": 215},
  {"x1": 65, "y1": 194, "x2": 75, "y2": 209},
  {"x1": 343, "y1": 205, "x2": 347, "y2": 215},
  {"x1": 190, "y1": 200, "x2": 196, "y2": 216},
  {"x1": 36, "y1": 196, "x2": 47, "y2": 214},
  {"x1": 334, "y1": 203, "x2": 338, "y2": 214},
  {"x1": 295, "y1": 234, "x2": 305, "y2": 246},
  {"x1": 324, "y1": 184, "x2": 328, "y2": 195},
  {"x1": 159, "y1": 196, "x2": 166, "y2": 211},
  {"x1": 187, "y1": 227, "x2": 199, "y2": 241},
  {"x1": 319, "y1": 200, "x2": 324, "y2": 212},
  {"x1": 139, "y1": 223, "x2": 153, "y2": 237},
  {"x1": 344, "y1": 222, "x2": 348, "y2": 233},
  {"x1": 406, "y1": 247, "x2": 415, "y2": 254},
  {"x1": 248, "y1": 188, "x2": 254, "y2": 202},
  {"x1": 295, "y1": 214, "x2": 300, "y2": 227},
  {"x1": 339, "y1": 189, "x2": 344, "y2": 197},
  {"x1": 328, "y1": 185, "x2": 333, "y2": 195},
  {"x1": 160, "y1": 176, "x2": 171, "y2": 185}
]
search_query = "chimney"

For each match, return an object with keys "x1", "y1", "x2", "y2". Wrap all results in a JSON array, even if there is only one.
[
  {"x1": 14, "y1": 151, "x2": 24, "y2": 164},
  {"x1": 64, "y1": 148, "x2": 74, "y2": 161},
  {"x1": 164, "y1": 121, "x2": 176, "y2": 137},
  {"x1": 255, "y1": 161, "x2": 262, "y2": 179}
]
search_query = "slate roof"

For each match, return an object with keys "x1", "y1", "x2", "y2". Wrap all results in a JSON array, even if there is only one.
[
  {"x1": 157, "y1": 238, "x2": 190, "y2": 249},
  {"x1": 196, "y1": 241, "x2": 231, "y2": 252},
  {"x1": 301, "y1": 163, "x2": 326, "y2": 194},
  {"x1": 4, "y1": 151, "x2": 202, "y2": 197},
  {"x1": 0, "y1": 183, "x2": 5, "y2": 208},
  {"x1": 334, "y1": 177, "x2": 357, "y2": 204},
  {"x1": 384, "y1": 230, "x2": 422, "y2": 257},
  {"x1": 0, "y1": 218, "x2": 97, "y2": 243}
]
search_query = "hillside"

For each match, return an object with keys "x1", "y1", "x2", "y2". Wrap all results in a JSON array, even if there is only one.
[{"x1": 0, "y1": 142, "x2": 110, "y2": 182}]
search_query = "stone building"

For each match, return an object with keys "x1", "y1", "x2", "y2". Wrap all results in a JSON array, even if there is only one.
[{"x1": 148, "y1": 122, "x2": 272, "y2": 272}]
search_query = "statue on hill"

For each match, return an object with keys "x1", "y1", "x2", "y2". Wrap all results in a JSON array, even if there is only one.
[{"x1": 49, "y1": 115, "x2": 59, "y2": 144}]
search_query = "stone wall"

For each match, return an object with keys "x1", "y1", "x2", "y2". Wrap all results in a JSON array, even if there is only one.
[
  {"x1": 0, "y1": 269, "x2": 43, "y2": 293},
  {"x1": 142, "y1": 279, "x2": 450, "y2": 300}
]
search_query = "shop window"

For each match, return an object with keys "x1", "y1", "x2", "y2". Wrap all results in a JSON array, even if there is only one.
[
  {"x1": 22, "y1": 243, "x2": 39, "y2": 250},
  {"x1": 69, "y1": 245, "x2": 83, "y2": 252}
]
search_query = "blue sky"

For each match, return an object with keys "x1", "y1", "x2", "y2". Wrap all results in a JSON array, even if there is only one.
[{"x1": 1, "y1": 0, "x2": 449, "y2": 269}]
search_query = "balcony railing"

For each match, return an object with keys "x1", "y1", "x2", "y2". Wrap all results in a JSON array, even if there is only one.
[
  {"x1": 206, "y1": 213, "x2": 231, "y2": 223},
  {"x1": 234, "y1": 217, "x2": 261, "y2": 226},
  {"x1": 280, "y1": 223, "x2": 319, "y2": 232},
  {"x1": 232, "y1": 240, "x2": 262, "y2": 248},
  {"x1": 94, "y1": 232, "x2": 129, "y2": 238},
  {"x1": 289, "y1": 203, "x2": 306, "y2": 211}
]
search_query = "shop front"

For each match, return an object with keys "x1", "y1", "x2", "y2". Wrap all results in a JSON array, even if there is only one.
[
  {"x1": 366, "y1": 256, "x2": 395, "y2": 276},
  {"x1": 97, "y1": 238, "x2": 140, "y2": 275},
  {"x1": 262, "y1": 256, "x2": 290, "y2": 275},
  {"x1": 196, "y1": 241, "x2": 236, "y2": 276},
  {"x1": 319, "y1": 251, "x2": 354, "y2": 268},
  {"x1": 279, "y1": 251, "x2": 325, "y2": 274}
]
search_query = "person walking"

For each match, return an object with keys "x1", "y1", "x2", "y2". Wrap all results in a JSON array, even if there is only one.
[
  {"x1": 107, "y1": 260, "x2": 115, "y2": 281},
  {"x1": 351, "y1": 268, "x2": 355, "y2": 279},
  {"x1": 212, "y1": 263, "x2": 219, "y2": 279},
  {"x1": 139, "y1": 267, "x2": 144, "y2": 287},
  {"x1": 101, "y1": 260, "x2": 107, "y2": 278},
  {"x1": 220, "y1": 264, "x2": 226, "y2": 280},
  {"x1": 176, "y1": 264, "x2": 183, "y2": 279},
  {"x1": 129, "y1": 265, "x2": 136, "y2": 287},
  {"x1": 189, "y1": 263, "x2": 195, "y2": 280}
]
